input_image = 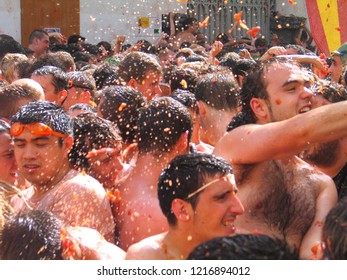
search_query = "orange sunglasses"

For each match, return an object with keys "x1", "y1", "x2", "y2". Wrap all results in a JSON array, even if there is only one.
[{"x1": 10, "y1": 122, "x2": 67, "y2": 138}]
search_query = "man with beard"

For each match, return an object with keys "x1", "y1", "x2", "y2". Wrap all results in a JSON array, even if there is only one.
[
  {"x1": 300, "y1": 79, "x2": 347, "y2": 200},
  {"x1": 213, "y1": 58, "x2": 345, "y2": 259}
]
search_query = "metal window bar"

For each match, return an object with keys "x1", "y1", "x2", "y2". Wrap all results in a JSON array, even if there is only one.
[{"x1": 187, "y1": 0, "x2": 276, "y2": 44}]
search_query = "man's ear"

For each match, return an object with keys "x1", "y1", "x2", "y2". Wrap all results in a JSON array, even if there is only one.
[
  {"x1": 175, "y1": 131, "x2": 189, "y2": 153},
  {"x1": 171, "y1": 198, "x2": 191, "y2": 222},
  {"x1": 127, "y1": 78, "x2": 138, "y2": 89},
  {"x1": 63, "y1": 136, "x2": 74, "y2": 152},
  {"x1": 57, "y1": 90, "x2": 68, "y2": 105},
  {"x1": 250, "y1": 97, "x2": 268, "y2": 119},
  {"x1": 196, "y1": 101, "x2": 206, "y2": 117},
  {"x1": 80, "y1": 91, "x2": 91, "y2": 103}
]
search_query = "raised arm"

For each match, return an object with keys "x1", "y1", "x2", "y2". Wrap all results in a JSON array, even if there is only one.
[{"x1": 214, "y1": 100, "x2": 347, "y2": 165}]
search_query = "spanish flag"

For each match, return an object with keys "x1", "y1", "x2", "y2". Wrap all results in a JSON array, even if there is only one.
[{"x1": 306, "y1": 0, "x2": 347, "y2": 55}]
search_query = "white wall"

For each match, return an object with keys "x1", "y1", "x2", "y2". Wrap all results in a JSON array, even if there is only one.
[
  {"x1": 0, "y1": 0, "x2": 310, "y2": 45},
  {"x1": 80, "y1": 0, "x2": 186, "y2": 45},
  {"x1": 0, "y1": 0, "x2": 21, "y2": 41}
]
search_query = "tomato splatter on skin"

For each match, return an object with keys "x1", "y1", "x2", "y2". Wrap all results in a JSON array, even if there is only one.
[
  {"x1": 314, "y1": 220, "x2": 323, "y2": 227},
  {"x1": 275, "y1": 99, "x2": 282, "y2": 105}
]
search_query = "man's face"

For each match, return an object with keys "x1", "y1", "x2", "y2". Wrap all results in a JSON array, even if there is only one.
[
  {"x1": 328, "y1": 55, "x2": 343, "y2": 83},
  {"x1": 31, "y1": 74, "x2": 58, "y2": 103},
  {"x1": 134, "y1": 71, "x2": 162, "y2": 101},
  {"x1": 263, "y1": 63, "x2": 313, "y2": 122},
  {"x1": 13, "y1": 128, "x2": 68, "y2": 188},
  {"x1": 189, "y1": 173, "x2": 244, "y2": 243},
  {"x1": 0, "y1": 131, "x2": 17, "y2": 185},
  {"x1": 35, "y1": 35, "x2": 50, "y2": 57},
  {"x1": 87, "y1": 146, "x2": 124, "y2": 189}
]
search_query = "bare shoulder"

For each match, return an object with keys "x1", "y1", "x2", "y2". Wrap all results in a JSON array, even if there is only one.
[{"x1": 125, "y1": 233, "x2": 166, "y2": 260}]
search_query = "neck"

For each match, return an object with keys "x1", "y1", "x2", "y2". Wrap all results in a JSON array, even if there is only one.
[
  {"x1": 33, "y1": 162, "x2": 71, "y2": 197},
  {"x1": 163, "y1": 228, "x2": 201, "y2": 260}
]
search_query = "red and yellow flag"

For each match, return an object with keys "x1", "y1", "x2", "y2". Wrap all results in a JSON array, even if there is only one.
[{"x1": 306, "y1": 0, "x2": 347, "y2": 55}]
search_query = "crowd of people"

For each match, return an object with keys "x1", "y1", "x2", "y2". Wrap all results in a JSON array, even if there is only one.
[{"x1": 0, "y1": 12, "x2": 347, "y2": 260}]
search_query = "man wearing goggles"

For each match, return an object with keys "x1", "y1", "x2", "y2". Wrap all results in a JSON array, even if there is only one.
[{"x1": 10, "y1": 101, "x2": 115, "y2": 243}]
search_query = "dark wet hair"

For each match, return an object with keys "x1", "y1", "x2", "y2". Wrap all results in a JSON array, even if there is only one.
[
  {"x1": 165, "y1": 65, "x2": 199, "y2": 93},
  {"x1": 68, "y1": 112, "x2": 121, "y2": 170},
  {"x1": 195, "y1": 73, "x2": 240, "y2": 111},
  {"x1": 137, "y1": 96, "x2": 192, "y2": 156},
  {"x1": 158, "y1": 153, "x2": 233, "y2": 226},
  {"x1": 11, "y1": 100, "x2": 73, "y2": 137},
  {"x1": 31, "y1": 65, "x2": 69, "y2": 93},
  {"x1": 312, "y1": 79, "x2": 347, "y2": 103},
  {"x1": 322, "y1": 196, "x2": 347, "y2": 260},
  {"x1": 187, "y1": 234, "x2": 298, "y2": 260},
  {"x1": 170, "y1": 89, "x2": 198, "y2": 114},
  {"x1": 0, "y1": 209, "x2": 63, "y2": 260},
  {"x1": 98, "y1": 85, "x2": 147, "y2": 144},
  {"x1": 116, "y1": 51, "x2": 162, "y2": 84}
]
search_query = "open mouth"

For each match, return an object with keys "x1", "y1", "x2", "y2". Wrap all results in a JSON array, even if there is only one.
[{"x1": 299, "y1": 106, "x2": 311, "y2": 114}]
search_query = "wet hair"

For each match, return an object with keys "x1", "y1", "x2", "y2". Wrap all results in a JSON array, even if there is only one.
[
  {"x1": 170, "y1": 89, "x2": 198, "y2": 114},
  {"x1": 285, "y1": 44, "x2": 306, "y2": 55},
  {"x1": 28, "y1": 54, "x2": 66, "y2": 75},
  {"x1": 0, "y1": 190, "x2": 13, "y2": 230},
  {"x1": 215, "y1": 33, "x2": 229, "y2": 44},
  {"x1": 98, "y1": 85, "x2": 147, "y2": 144},
  {"x1": 0, "y1": 120, "x2": 10, "y2": 133},
  {"x1": 31, "y1": 65, "x2": 69, "y2": 93},
  {"x1": 67, "y1": 103, "x2": 97, "y2": 115},
  {"x1": 195, "y1": 73, "x2": 240, "y2": 111},
  {"x1": 116, "y1": 51, "x2": 162, "y2": 84},
  {"x1": 28, "y1": 29, "x2": 49, "y2": 44},
  {"x1": 137, "y1": 96, "x2": 192, "y2": 156},
  {"x1": 11, "y1": 100, "x2": 73, "y2": 137},
  {"x1": 69, "y1": 112, "x2": 122, "y2": 170},
  {"x1": 0, "y1": 53, "x2": 29, "y2": 83},
  {"x1": 0, "y1": 35, "x2": 25, "y2": 60},
  {"x1": 187, "y1": 234, "x2": 298, "y2": 260},
  {"x1": 92, "y1": 63, "x2": 118, "y2": 90},
  {"x1": 97, "y1": 41, "x2": 112, "y2": 55},
  {"x1": 67, "y1": 34, "x2": 85, "y2": 45},
  {"x1": 158, "y1": 153, "x2": 233, "y2": 226},
  {"x1": 0, "y1": 209, "x2": 63, "y2": 260},
  {"x1": 227, "y1": 57, "x2": 294, "y2": 131},
  {"x1": 165, "y1": 65, "x2": 199, "y2": 93},
  {"x1": 322, "y1": 196, "x2": 347, "y2": 260},
  {"x1": 311, "y1": 79, "x2": 347, "y2": 103},
  {"x1": 0, "y1": 84, "x2": 40, "y2": 117}
]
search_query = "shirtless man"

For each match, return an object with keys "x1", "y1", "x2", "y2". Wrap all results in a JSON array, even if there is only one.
[
  {"x1": 115, "y1": 96, "x2": 192, "y2": 250},
  {"x1": 213, "y1": 58, "x2": 341, "y2": 259},
  {"x1": 10, "y1": 101, "x2": 115, "y2": 243},
  {"x1": 125, "y1": 153, "x2": 244, "y2": 260},
  {"x1": 300, "y1": 80, "x2": 347, "y2": 200},
  {"x1": 169, "y1": 13, "x2": 199, "y2": 52}
]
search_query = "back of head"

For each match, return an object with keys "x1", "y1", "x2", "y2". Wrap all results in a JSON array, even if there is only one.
[
  {"x1": 311, "y1": 79, "x2": 347, "y2": 103},
  {"x1": 0, "y1": 35, "x2": 25, "y2": 60},
  {"x1": 195, "y1": 73, "x2": 240, "y2": 111},
  {"x1": 93, "y1": 62, "x2": 118, "y2": 90},
  {"x1": 0, "y1": 53, "x2": 29, "y2": 83},
  {"x1": 28, "y1": 53, "x2": 66, "y2": 75},
  {"x1": 137, "y1": 96, "x2": 192, "y2": 156},
  {"x1": 11, "y1": 78, "x2": 45, "y2": 101},
  {"x1": 158, "y1": 152, "x2": 232, "y2": 226},
  {"x1": 170, "y1": 89, "x2": 198, "y2": 114},
  {"x1": 48, "y1": 51, "x2": 76, "y2": 72},
  {"x1": 323, "y1": 196, "x2": 347, "y2": 259},
  {"x1": 116, "y1": 51, "x2": 162, "y2": 84},
  {"x1": 67, "y1": 70, "x2": 96, "y2": 96},
  {"x1": 166, "y1": 66, "x2": 199, "y2": 93},
  {"x1": 11, "y1": 100, "x2": 73, "y2": 136},
  {"x1": 67, "y1": 34, "x2": 86, "y2": 45},
  {"x1": 187, "y1": 234, "x2": 298, "y2": 260},
  {"x1": 98, "y1": 85, "x2": 147, "y2": 144},
  {"x1": 69, "y1": 112, "x2": 121, "y2": 171},
  {"x1": 0, "y1": 84, "x2": 40, "y2": 117},
  {"x1": 0, "y1": 209, "x2": 63, "y2": 260}
]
